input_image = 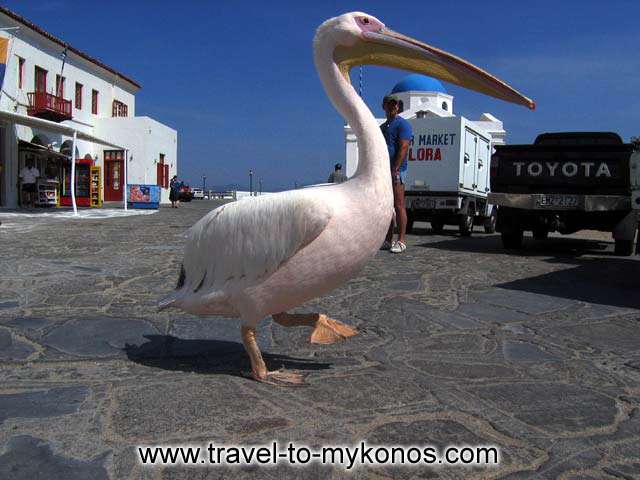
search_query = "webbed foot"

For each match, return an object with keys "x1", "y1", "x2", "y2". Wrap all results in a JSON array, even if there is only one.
[
  {"x1": 310, "y1": 314, "x2": 358, "y2": 344},
  {"x1": 251, "y1": 368, "x2": 306, "y2": 386}
]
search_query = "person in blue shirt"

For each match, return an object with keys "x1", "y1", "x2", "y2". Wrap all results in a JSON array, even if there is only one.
[{"x1": 380, "y1": 95, "x2": 412, "y2": 253}]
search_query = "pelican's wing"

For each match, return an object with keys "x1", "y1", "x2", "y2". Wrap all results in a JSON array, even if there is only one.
[{"x1": 181, "y1": 191, "x2": 333, "y2": 293}]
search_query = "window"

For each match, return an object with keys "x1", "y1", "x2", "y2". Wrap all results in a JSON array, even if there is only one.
[
  {"x1": 91, "y1": 89, "x2": 98, "y2": 114},
  {"x1": 75, "y1": 83, "x2": 82, "y2": 109},
  {"x1": 34, "y1": 66, "x2": 47, "y2": 92},
  {"x1": 17, "y1": 57, "x2": 24, "y2": 89},
  {"x1": 112, "y1": 100, "x2": 128, "y2": 117},
  {"x1": 55, "y1": 75, "x2": 65, "y2": 98},
  {"x1": 442, "y1": 101, "x2": 448, "y2": 111}
]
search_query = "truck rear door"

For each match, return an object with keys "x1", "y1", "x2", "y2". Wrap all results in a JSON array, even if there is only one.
[
  {"x1": 476, "y1": 136, "x2": 491, "y2": 194},
  {"x1": 462, "y1": 128, "x2": 477, "y2": 192}
]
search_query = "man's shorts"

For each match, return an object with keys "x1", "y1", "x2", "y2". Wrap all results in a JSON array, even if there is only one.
[
  {"x1": 392, "y1": 170, "x2": 406, "y2": 185},
  {"x1": 22, "y1": 183, "x2": 36, "y2": 193}
]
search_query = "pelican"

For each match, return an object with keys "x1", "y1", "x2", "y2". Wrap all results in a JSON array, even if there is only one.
[{"x1": 159, "y1": 12, "x2": 534, "y2": 385}]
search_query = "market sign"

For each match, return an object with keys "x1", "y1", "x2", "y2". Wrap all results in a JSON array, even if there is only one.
[{"x1": 409, "y1": 131, "x2": 457, "y2": 162}]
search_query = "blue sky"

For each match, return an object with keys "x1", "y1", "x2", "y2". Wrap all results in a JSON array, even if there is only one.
[{"x1": 7, "y1": 0, "x2": 640, "y2": 191}]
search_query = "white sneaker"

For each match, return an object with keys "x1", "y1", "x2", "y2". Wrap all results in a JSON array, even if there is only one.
[
  {"x1": 390, "y1": 241, "x2": 407, "y2": 253},
  {"x1": 380, "y1": 241, "x2": 392, "y2": 251}
]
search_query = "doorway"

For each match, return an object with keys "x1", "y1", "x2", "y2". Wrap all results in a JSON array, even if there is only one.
[
  {"x1": 35, "y1": 66, "x2": 47, "y2": 92},
  {"x1": 104, "y1": 150, "x2": 124, "y2": 201}
]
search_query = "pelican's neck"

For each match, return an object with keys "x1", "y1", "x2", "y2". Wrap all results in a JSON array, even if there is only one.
[{"x1": 313, "y1": 43, "x2": 390, "y2": 184}]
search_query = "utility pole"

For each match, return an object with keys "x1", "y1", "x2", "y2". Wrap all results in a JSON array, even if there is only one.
[
  {"x1": 259, "y1": 179, "x2": 262, "y2": 195},
  {"x1": 58, "y1": 43, "x2": 68, "y2": 97},
  {"x1": 249, "y1": 170, "x2": 253, "y2": 196},
  {"x1": 202, "y1": 175, "x2": 206, "y2": 193}
]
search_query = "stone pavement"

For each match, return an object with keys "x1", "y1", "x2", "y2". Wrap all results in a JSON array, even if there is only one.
[{"x1": 0, "y1": 201, "x2": 639, "y2": 479}]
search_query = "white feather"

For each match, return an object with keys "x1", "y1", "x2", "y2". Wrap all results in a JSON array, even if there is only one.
[{"x1": 181, "y1": 190, "x2": 333, "y2": 298}]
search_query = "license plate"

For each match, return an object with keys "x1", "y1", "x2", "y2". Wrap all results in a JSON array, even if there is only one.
[
  {"x1": 538, "y1": 194, "x2": 579, "y2": 208},
  {"x1": 413, "y1": 198, "x2": 435, "y2": 209}
]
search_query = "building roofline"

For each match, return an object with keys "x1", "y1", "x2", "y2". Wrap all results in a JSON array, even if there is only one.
[
  {"x1": 0, "y1": 6, "x2": 141, "y2": 90},
  {"x1": 392, "y1": 90, "x2": 453, "y2": 99}
]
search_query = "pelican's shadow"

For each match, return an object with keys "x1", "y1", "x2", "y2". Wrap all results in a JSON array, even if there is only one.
[{"x1": 124, "y1": 334, "x2": 331, "y2": 378}]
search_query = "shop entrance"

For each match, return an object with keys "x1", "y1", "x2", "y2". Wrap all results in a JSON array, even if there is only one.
[
  {"x1": 104, "y1": 150, "x2": 124, "y2": 201},
  {"x1": 17, "y1": 138, "x2": 66, "y2": 208}
]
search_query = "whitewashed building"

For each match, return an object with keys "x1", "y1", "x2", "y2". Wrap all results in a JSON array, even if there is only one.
[
  {"x1": 344, "y1": 74, "x2": 506, "y2": 176},
  {"x1": 0, "y1": 6, "x2": 177, "y2": 208}
]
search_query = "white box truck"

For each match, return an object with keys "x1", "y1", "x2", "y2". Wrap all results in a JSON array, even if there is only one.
[{"x1": 405, "y1": 116, "x2": 496, "y2": 236}]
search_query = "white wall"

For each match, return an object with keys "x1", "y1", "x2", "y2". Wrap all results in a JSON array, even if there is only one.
[
  {"x1": 235, "y1": 191, "x2": 272, "y2": 200},
  {"x1": 392, "y1": 91, "x2": 454, "y2": 115},
  {"x1": 95, "y1": 117, "x2": 178, "y2": 204},
  {"x1": 0, "y1": 19, "x2": 137, "y2": 126}
]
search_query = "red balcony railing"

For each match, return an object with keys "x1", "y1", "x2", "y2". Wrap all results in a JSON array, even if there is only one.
[{"x1": 27, "y1": 91, "x2": 72, "y2": 122}]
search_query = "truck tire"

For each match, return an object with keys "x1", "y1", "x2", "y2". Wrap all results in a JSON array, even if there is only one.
[
  {"x1": 431, "y1": 220, "x2": 444, "y2": 234},
  {"x1": 484, "y1": 208, "x2": 497, "y2": 234},
  {"x1": 501, "y1": 230, "x2": 524, "y2": 249},
  {"x1": 459, "y1": 210, "x2": 474, "y2": 237},
  {"x1": 614, "y1": 239, "x2": 634, "y2": 256},
  {"x1": 532, "y1": 227, "x2": 549, "y2": 241}
]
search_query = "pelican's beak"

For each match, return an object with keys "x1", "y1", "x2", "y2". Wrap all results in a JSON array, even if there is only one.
[{"x1": 334, "y1": 27, "x2": 534, "y2": 110}]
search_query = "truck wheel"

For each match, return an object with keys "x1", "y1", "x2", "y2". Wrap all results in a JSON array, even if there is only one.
[
  {"x1": 484, "y1": 208, "x2": 497, "y2": 234},
  {"x1": 614, "y1": 239, "x2": 634, "y2": 256},
  {"x1": 502, "y1": 230, "x2": 524, "y2": 249},
  {"x1": 431, "y1": 220, "x2": 444, "y2": 234},
  {"x1": 532, "y1": 227, "x2": 549, "y2": 241},
  {"x1": 459, "y1": 211, "x2": 474, "y2": 237}
]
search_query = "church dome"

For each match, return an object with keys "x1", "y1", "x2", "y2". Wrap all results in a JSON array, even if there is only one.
[{"x1": 391, "y1": 74, "x2": 447, "y2": 94}]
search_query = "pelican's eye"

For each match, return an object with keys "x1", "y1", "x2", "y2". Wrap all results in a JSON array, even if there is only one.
[{"x1": 356, "y1": 16, "x2": 384, "y2": 33}]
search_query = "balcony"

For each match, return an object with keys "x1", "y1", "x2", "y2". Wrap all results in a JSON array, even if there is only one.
[{"x1": 27, "y1": 91, "x2": 72, "y2": 122}]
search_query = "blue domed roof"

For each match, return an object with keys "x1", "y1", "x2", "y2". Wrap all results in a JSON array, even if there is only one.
[{"x1": 391, "y1": 74, "x2": 447, "y2": 94}]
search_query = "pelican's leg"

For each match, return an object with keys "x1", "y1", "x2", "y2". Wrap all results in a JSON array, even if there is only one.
[
  {"x1": 272, "y1": 312, "x2": 358, "y2": 345},
  {"x1": 240, "y1": 325, "x2": 304, "y2": 386}
]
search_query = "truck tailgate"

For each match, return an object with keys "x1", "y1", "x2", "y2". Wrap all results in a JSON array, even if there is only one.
[{"x1": 492, "y1": 144, "x2": 633, "y2": 195}]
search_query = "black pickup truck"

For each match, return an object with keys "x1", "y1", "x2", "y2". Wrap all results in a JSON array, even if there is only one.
[{"x1": 489, "y1": 132, "x2": 640, "y2": 255}]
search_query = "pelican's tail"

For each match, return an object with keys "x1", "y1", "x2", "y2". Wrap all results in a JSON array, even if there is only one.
[
  {"x1": 158, "y1": 264, "x2": 186, "y2": 311},
  {"x1": 158, "y1": 291, "x2": 181, "y2": 311},
  {"x1": 176, "y1": 264, "x2": 186, "y2": 288}
]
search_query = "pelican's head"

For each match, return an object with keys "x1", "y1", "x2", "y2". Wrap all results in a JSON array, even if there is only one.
[{"x1": 315, "y1": 11, "x2": 534, "y2": 110}]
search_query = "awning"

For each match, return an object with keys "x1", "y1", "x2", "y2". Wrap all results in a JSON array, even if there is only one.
[
  {"x1": 2, "y1": 109, "x2": 130, "y2": 214},
  {"x1": 0, "y1": 110, "x2": 125, "y2": 149},
  {"x1": 18, "y1": 140, "x2": 71, "y2": 160}
]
